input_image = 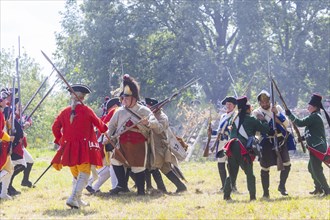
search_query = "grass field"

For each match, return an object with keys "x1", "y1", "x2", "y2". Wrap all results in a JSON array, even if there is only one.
[{"x1": 0, "y1": 148, "x2": 329, "y2": 220}]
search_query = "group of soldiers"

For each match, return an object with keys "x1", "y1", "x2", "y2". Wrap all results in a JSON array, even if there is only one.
[
  {"x1": 209, "y1": 91, "x2": 330, "y2": 201},
  {"x1": 50, "y1": 74, "x2": 187, "y2": 209},
  {"x1": 1, "y1": 73, "x2": 329, "y2": 208},
  {"x1": 0, "y1": 88, "x2": 35, "y2": 200}
]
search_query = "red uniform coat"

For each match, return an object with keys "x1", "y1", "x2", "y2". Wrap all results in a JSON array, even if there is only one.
[
  {"x1": 51, "y1": 104, "x2": 107, "y2": 167},
  {"x1": 0, "y1": 111, "x2": 10, "y2": 169}
]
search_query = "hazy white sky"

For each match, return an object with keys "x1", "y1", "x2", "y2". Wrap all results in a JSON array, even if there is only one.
[{"x1": 0, "y1": 0, "x2": 66, "y2": 73}]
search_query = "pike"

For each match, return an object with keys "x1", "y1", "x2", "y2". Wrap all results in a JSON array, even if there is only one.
[
  {"x1": 271, "y1": 78, "x2": 306, "y2": 153},
  {"x1": 22, "y1": 68, "x2": 55, "y2": 115},
  {"x1": 41, "y1": 50, "x2": 84, "y2": 105},
  {"x1": 267, "y1": 53, "x2": 284, "y2": 171},
  {"x1": 25, "y1": 78, "x2": 60, "y2": 121}
]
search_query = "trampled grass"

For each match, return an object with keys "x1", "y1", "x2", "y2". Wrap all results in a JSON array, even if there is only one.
[{"x1": 0, "y1": 148, "x2": 329, "y2": 220}]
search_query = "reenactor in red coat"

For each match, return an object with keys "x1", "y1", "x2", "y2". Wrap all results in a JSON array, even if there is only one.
[
  {"x1": 0, "y1": 90, "x2": 15, "y2": 200},
  {"x1": 51, "y1": 84, "x2": 108, "y2": 209}
]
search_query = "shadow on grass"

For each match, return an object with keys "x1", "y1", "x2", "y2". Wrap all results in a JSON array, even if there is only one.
[
  {"x1": 85, "y1": 189, "x2": 186, "y2": 204},
  {"x1": 43, "y1": 208, "x2": 97, "y2": 217},
  {"x1": 224, "y1": 194, "x2": 329, "y2": 204}
]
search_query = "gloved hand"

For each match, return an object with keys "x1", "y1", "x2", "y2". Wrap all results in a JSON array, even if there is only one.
[
  {"x1": 105, "y1": 143, "x2": 114, "y2": 152},
  {"x1": 285, "y1": 109, "x2": 292, "y2": 116}
]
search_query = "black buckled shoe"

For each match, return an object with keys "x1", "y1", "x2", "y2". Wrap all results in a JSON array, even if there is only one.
[
  {"x1": 21, "y1": 180, "x2": 33, "y2": 188},
  {"x1": 278, "y1": 186, "x2": 288, "y2": 196},
  {"x1": 309, "y1": 188, "x2": 323, "y2": 195},
  {"x1": 8, "y1": 186, "x2": 21, "y2": 196},
  {"x1": 109, "y1": 186, "x2": 125, "y2": 195},
  {"x1": 86, "y1": 185, "x2": 95, "y2": 194}
]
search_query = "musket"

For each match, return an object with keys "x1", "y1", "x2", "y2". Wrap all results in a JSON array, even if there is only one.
[
  {"x1": 267, "y1": 54, "x2": 284, "y2": 171},
  {"x1": 203, "y1": 107, "x2": 212, "y2": 157},
  {"x1": 241, "y1": 72, "x2": 256, "y2": 96},
  {"x1": 41, "y1": 50, "x2": 84, "y2": 105},
  {"x1": 16, "y1": 37, "x2": 22, "y2": 126},
  {"x1": 271, "y1": 78, "x2": 306, "y2": 153},
  {"x1": 9, "y1": 77, "x2": 16, "y2": 155},
  {"x1": 150, "y1": 77, "x2": 201, "y2": 113},
  {"x1": 113, "y1": 77, "x2": 201, "y2": 139},
  {"x1": 32, "y1": 163, "x2": 52, "y2": 187},
  {"x1": 26, "y1": 78, "x2": 60, "y2": 121},
  {"x1": 22, "y1": 68, "x2": 55, "y2": 115},
  {"x1": 210, "y1": 120, "x2": 228, "y2": 153},
  {"x1": 225, "y1": 67, "x2": 238, "y2": 97}
]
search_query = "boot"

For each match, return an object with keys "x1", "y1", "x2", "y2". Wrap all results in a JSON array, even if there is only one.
[
  {"x1": 151, "y1": 169, "x2": 167, "y2": 193},
  {"x1": 145, "y1": 169, "x2": 154, "y2": 191},
  {"x1": 109, "y1": 165, "x2": 127, "y2": 195},
  {"x1": 21, "y1": 163, "x2": 33, "y2": 187},
  {"x1": 217, "y1": 163, "x2": 226, "y2": 192},
  {"x1": 8, "y1": 165, "x2": 24, "y2": 196},
  {"x1": 135, "y1": 171, "x2": 145, "y2": 196},
  {"x1": 0, "y1": 172, "x2": 13, "y2": 200},
  {"x1": 66, "y1": 177, "x2": 79, "y2": 209},
  {"x1": 250, "y1": 194, "x2": 256, "y2": 201},
  {"x1": 261, "y1": 170, "x2": 270, "y2": 198},
  {"x1": 165, "y1": 171, "x2": 187, "y2": 193},
  {"x1": 309, "y1": 187, "x2": 323, "y2": 195},
  {"x1": 278, "y1": 165, "x2": 290, "y2": 196},
  {"x1": 66, "y1": 172, "x2": 89, "y2": 209},
  {"x1": 76, "y1": 173, "x2": 90, "y2": 207},
  {"x1": 223, "y1": 177, "x2": 232, "y2": 200}
]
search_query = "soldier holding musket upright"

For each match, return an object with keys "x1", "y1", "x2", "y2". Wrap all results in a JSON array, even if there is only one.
[
  {"x1": 223, "y1": 96, "x2": 271, "y2": 201},
  {"x1": 286, "y1": 94, "x2": 330, "y2": 197},
  {"x1": 252, "y1": 90, "x2": 296, "y2": 198},
  {"x1": 104, "y1": 74, "x2": 160, "y2": 196},
  {"x1": 208, "y1": 96, "x2": 239, "y2": 192}
]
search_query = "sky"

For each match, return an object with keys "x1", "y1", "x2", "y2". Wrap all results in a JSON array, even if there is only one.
[{"x1": 0, "y1": 0, "x2": 66, "y2": 74}]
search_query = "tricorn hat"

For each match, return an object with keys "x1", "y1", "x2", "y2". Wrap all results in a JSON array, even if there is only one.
[
  {"x1": 122, "y1": 74, "x2": 140, "y2": 100},
  {"x1": 1, "y1": 88, "x2": 18, "y2": 95},
  {"x1": 257, "y1": 90, "x2": 270, "y2": 102},
  {"x1": 67, "y1": 84, "x2": 92, "y2": 94},
  {"x1": 145, "y1": 97, "x2": 158, "y2": 106},
  {"x1": 237, "y1": 96, "x2": 248, "y2": 110},
  {"x1": 106, "y1": 97, "x2": 121, "y2": 110},
  {"x1": 221, "y1": 96, "x2": 237, "y2": 105},
  {"x1": 0, "y1": 90, "x2": 10, "y2": 100},
  {"x1": 308, "y1": 93, "x2": 322, "y2": 108}
]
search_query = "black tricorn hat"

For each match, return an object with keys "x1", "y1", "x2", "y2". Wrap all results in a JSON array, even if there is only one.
[
  {"x1": 1, "y1": 88, "x2": 18, "y2": 95},
  {"x1": 257, "y1": 90, "x2": 270, "y2": 101},
  {"x1": 221, "y1": 96, "x2": 237, "y2": 105},
  {"x1": 122, "y1": 74, "x2": 140, "y2": 100},
  {"x1": 308, "y1": 93, "x2": 322, "y2": 108},
  {"x1": 145, "y1": 97, "x2": 158, "y2": 106},
  {"x1": 67, "y1": 84, "x2": 92, "y2": 94},
  {"x1": 237, "y1": 96, "x2": 248, "y2": 109},
  {"x1": 106, "y1": 97, "x2": 121, "y2": 110}
]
